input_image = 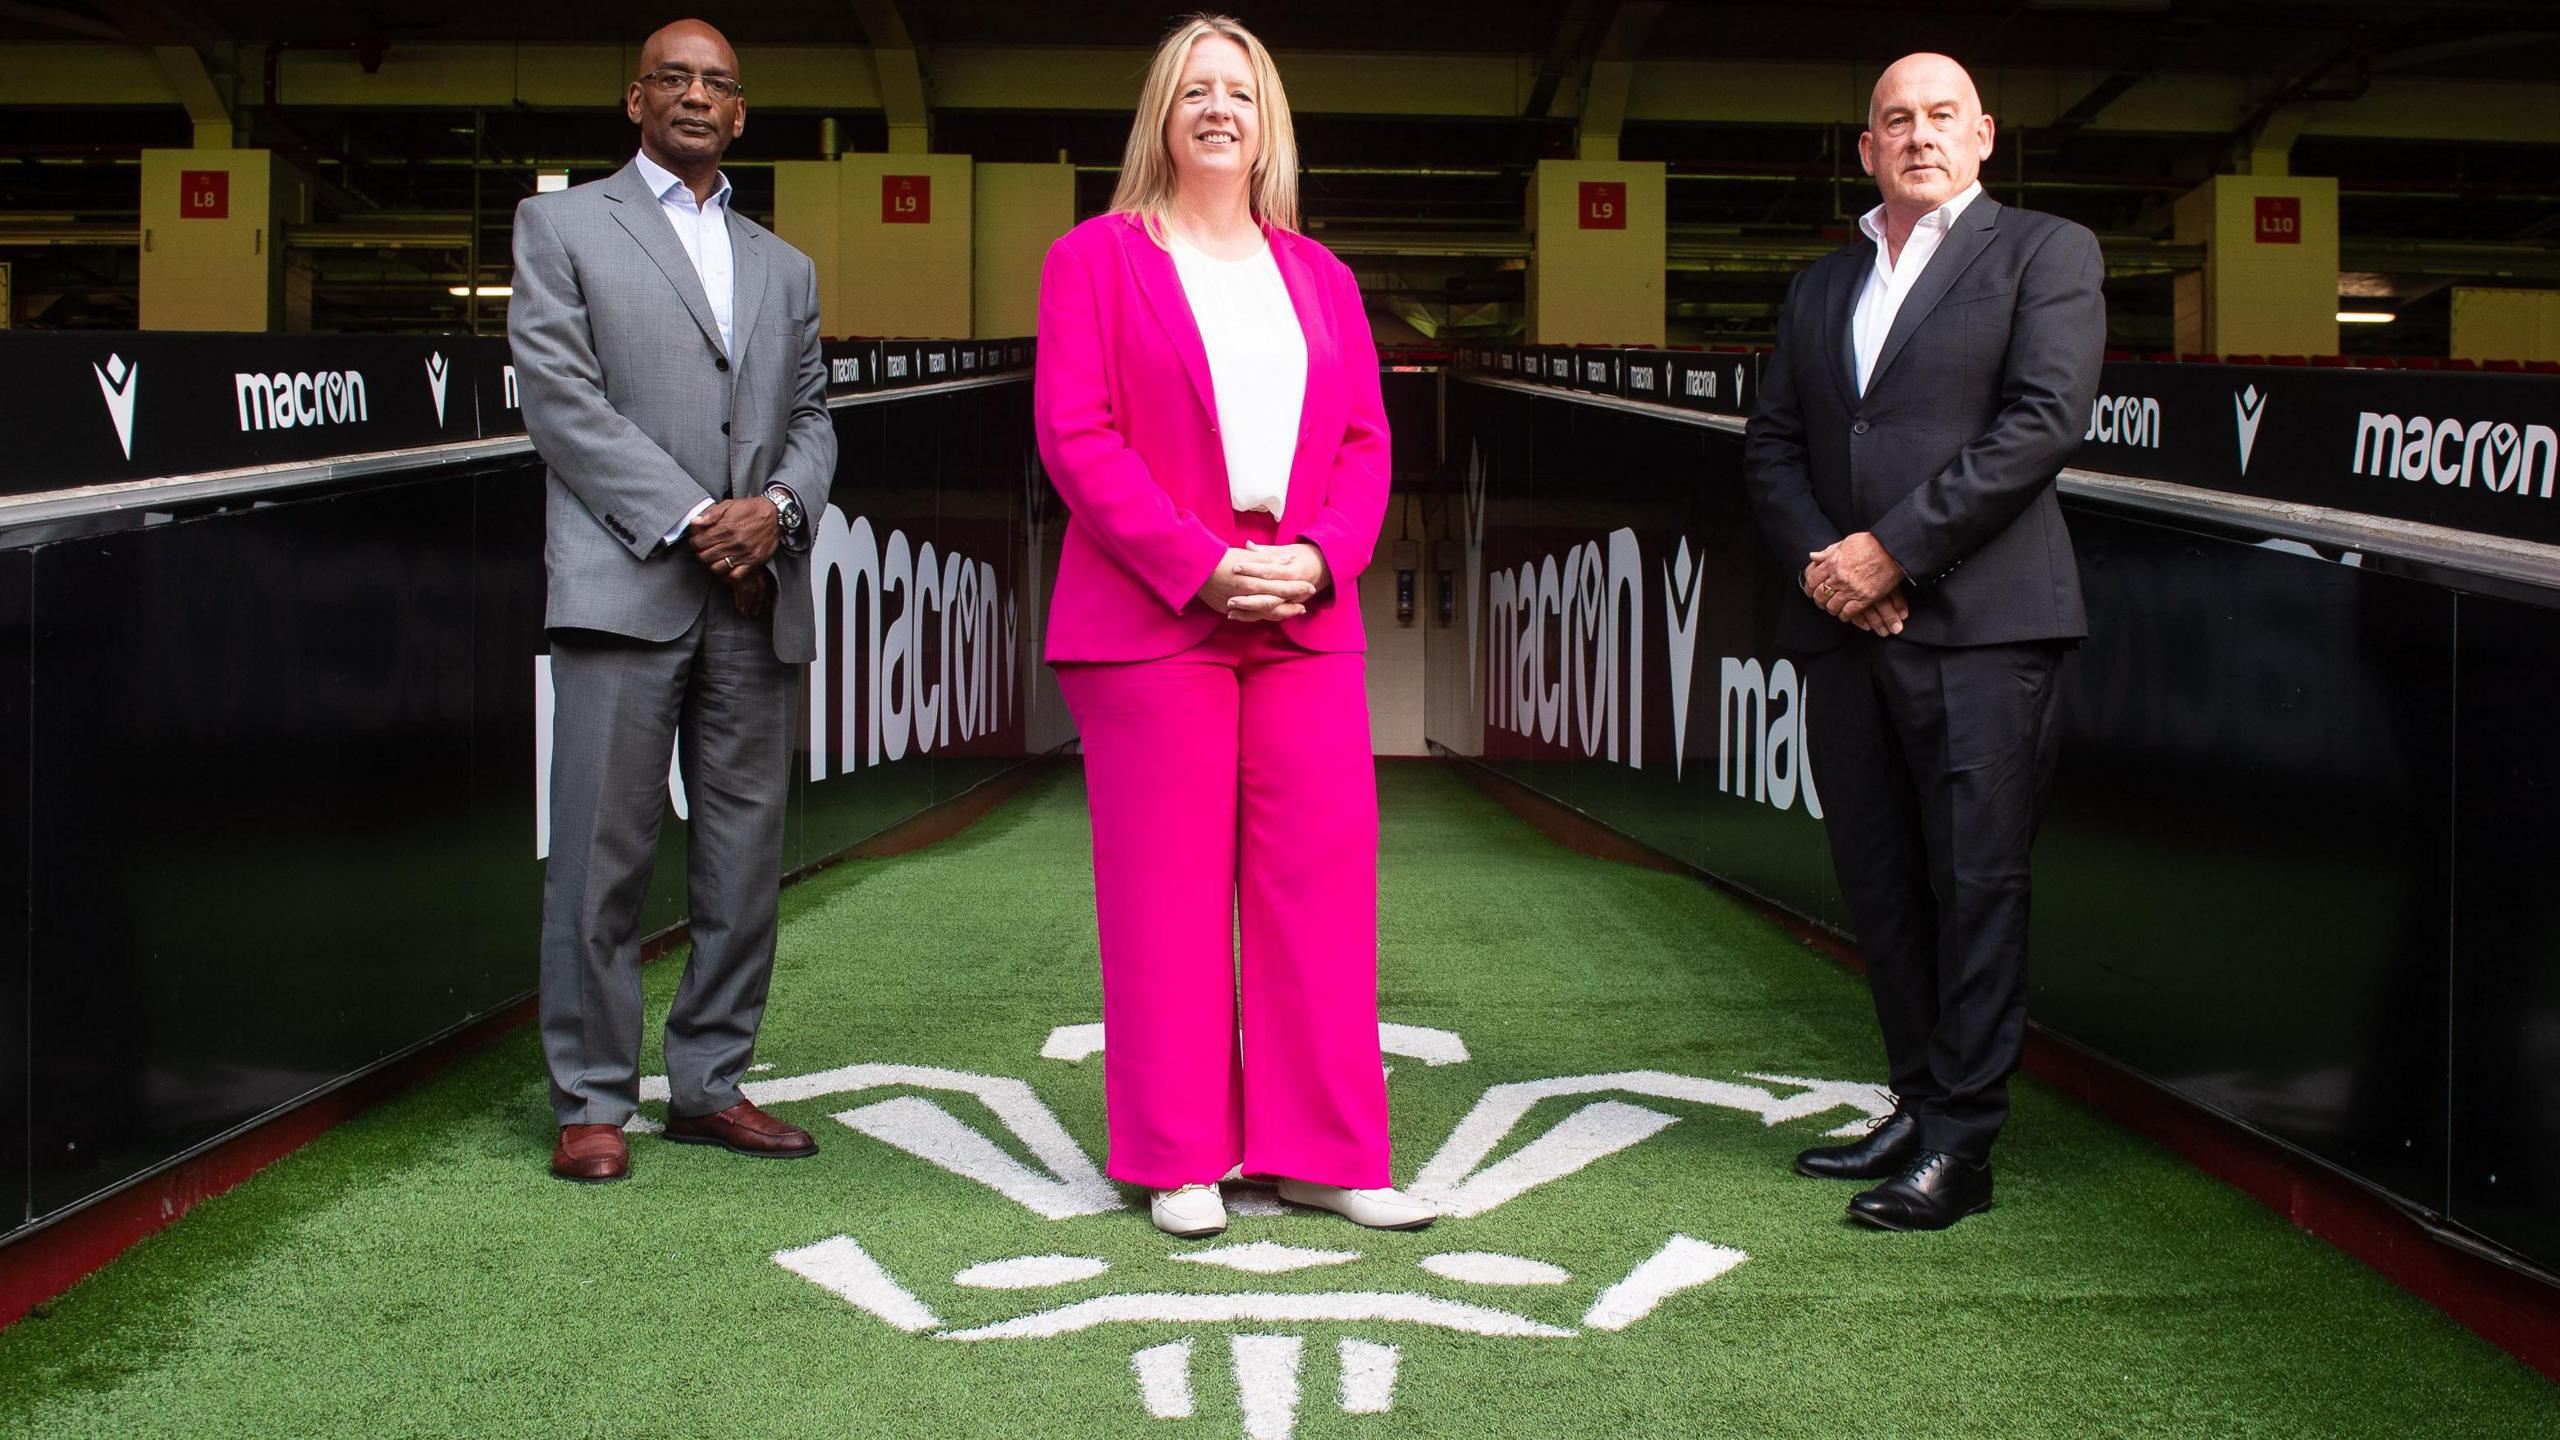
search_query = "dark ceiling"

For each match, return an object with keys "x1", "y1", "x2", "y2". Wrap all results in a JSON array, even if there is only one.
[{"x1": 5, "y1": 0, "x2": 2559, "y2": 344}]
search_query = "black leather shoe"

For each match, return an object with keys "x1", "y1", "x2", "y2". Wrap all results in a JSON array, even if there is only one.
[
  {"x1": 1847, "y1": 1150, "x2": 1993, "y2": 1231},
  {"x1": 1794, "y1": 1109, "x2": 1921, "y2": 1180}
]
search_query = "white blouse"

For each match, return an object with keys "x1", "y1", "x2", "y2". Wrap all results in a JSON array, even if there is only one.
[{"x1": 1169, "y1": 233, "x2": 1307, "y2": 517}]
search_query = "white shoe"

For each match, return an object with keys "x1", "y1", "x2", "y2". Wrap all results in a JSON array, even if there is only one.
[
  {"x1": 1275, "y1": 1179, "x2": 1438, "y2": 1230},
  {"x1": 1151, "y1": 1183, "x2": 1228, "y2": 1238}
]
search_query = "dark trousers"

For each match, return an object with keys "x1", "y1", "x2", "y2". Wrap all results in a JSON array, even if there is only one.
[
  {"x1": 1806, "y1": 632, "x2": 2068, "y2": 1163},
  {"x1": 539, "y1": 596, "x2": 794, "y2": 1127}
]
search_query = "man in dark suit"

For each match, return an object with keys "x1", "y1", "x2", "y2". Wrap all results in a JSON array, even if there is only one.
[
  {"x1": 1742, "y1": 52, "x2": 2105, "y2": 1230},
  {"x1": 509, "y1": 19, "x2": 836, "y2": 1182}
]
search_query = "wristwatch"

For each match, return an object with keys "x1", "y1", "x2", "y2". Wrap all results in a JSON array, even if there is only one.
[{"x1": 764, "y1": 484, "x2": 807, "y2": 550}]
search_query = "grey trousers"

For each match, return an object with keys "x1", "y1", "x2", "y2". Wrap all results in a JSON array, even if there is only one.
[{"x1": 540, "y1": 594, "x2": 794, "y2": 1126}]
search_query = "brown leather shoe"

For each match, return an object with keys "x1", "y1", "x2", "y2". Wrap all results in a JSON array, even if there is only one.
[
  {"x1": 663, "y1": 1100, "x2": 818, "y2": 1158},
  {"x1": 552, "y1": 1123, "x2": 630, "y2": 1183}
]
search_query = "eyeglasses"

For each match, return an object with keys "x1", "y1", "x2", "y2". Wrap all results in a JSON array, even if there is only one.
[{"x1": 639, "y1": 69, "x2": 743, "y2": 102}]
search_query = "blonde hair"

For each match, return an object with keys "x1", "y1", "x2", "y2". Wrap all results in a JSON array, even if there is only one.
[{"x1": 1110, "y1": 13, "x2": 1300, "y2": 242}]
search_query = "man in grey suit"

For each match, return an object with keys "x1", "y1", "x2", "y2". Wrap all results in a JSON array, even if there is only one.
[
  {"x1": 509, "y1": 18, "x2": 836, "y2": 1183},
  {"x1": 1743, "y1": 53, "x2": 2105, "y2": 1230}
]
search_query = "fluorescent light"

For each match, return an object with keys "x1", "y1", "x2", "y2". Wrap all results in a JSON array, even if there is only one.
[
  {"x1": 2337, "y1": 311, "x2": 2395, "y2": 324},
  {"x1": 448, "y1": 285, "x2": 514, "y2": 297},
  {"x1": 536, "y1": 170, "x2": 570, "y2": 193}
]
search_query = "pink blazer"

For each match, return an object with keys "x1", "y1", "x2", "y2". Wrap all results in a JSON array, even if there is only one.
[{"x1": 1034, "y1": 212, "x2": 1391, "y2": 663}]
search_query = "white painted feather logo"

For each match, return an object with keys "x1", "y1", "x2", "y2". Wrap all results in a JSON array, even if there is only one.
[
  {"x1": 2234, "y1": 385, "x2": 2269, "y2": 476},
  {"x1": 425, "y1": 352, "x2": 450, "y2": 427},
  {"x1": 643, "y1": 1025, "x2": 1889, "y2": 1438},
  {"x1": 94, "y1": 353, "x2": 140, "y2": 461}
]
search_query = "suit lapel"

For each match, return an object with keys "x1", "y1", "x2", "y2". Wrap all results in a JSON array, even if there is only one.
[
  {"x1": 728, "y1": 212, "x2": 770, "y2": 360},
  {"x1": 603, "y1": 160, "x2": 725, "y2": 357},
  {"x1": 1821, "y1": 242, "x2": 1869, "y2": 409},
  {"x1": 1120, "y1": 215, "x2": 1221, "y2": 428},
  {"x1": 1866, "y1": 195, "x2": 2001, "y2": 393},
  {"x1": 1266, "y1": 225, "x2": 1331, "y2": 456}
]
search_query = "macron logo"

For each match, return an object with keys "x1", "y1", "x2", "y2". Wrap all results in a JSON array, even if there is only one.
[
  {"x1": 2234, "y1": 385, "x2": 2269, "y2": 476},
  {"x1": 94, "y1": 354, "x2": 140, "y2": 461},
  {"x1": 425, "y1": 352, "x2": 450, "y2": 427}
]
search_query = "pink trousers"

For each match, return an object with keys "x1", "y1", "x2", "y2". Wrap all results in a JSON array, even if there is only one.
[{"x1": 1055, "y1": 601, "x2": 1388, "y2": 1191}]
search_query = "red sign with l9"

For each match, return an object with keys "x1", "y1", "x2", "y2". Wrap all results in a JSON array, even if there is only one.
[
  {"x1": 883, "y1": 175, "x2": 931, "y2": 225},
  {"x1": 1579, "y1": 181, "x2": 1626, "y2": 230}
]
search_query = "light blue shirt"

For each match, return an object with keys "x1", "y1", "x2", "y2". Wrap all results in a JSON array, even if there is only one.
[
  {"x1": 632, "y1": 150, "x2": 738, "y2": 546},
  {"x1": 632, "y1": 148, "x2": 736, "y2": 356}
]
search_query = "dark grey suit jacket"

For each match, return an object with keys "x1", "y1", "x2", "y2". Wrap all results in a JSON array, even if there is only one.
[
  {"x1": 1743, "y1": 195, "x2": 2105, "y2": 652},
  {"x1": 508, "y1": 160, "x2": 837, "y2": 663}
]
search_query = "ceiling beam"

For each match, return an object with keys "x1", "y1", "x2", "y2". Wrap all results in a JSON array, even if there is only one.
[
  {"x1": 1524, "y1": 0, "x2": 1603, "y2": 120},
  {"x1": 847, "y1": 0, "x2": 930, "y2": 154},
  {"x1": 1578, "y1": 2, "x2": 1662, "y2": 162},
  {"x1": 0, "y1": 2, "x2": 123, "y2": 41}
]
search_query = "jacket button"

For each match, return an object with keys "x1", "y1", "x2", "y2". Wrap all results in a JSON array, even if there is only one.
[
  {"x1": 1852, "y1": 420, "x2": 1870, "y2": 435},
  {"x1": 721, "y1": 421, "x2": 731, "y2": 434},
  {"x1": 716, "y1": 356, "x2": 730, "y2": 371}
]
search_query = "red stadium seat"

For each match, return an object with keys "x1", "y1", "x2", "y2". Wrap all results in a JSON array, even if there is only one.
[
  {"x1": 2482, "y1": 359, "x2": 2523, "y2": 373},
  {"x1": 2179, "y1": 353, "x2": 2219, "y2": 364},
  {"x1": 2311, "y1": 355, "x2": 2352, "y2": 367},
  {"x1": 2224, "y1": 354, "x2": 2267, "y2": 365},
  {"x1": 2144, "y1": 352, "x2": 2178, "y2": 363},
  {"x1": 2353, "y1": 355, "x2": 2400, "y2": 369},
  {"x1": 2525, "y1": 360, "x2": 2560, "y2": 374},
  {"x1": 2442, "y1": 358, "x2": 2480, "y2": 371}
]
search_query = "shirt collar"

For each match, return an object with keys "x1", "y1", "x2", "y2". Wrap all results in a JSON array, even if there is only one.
[
  {"x1": 1858, "y1": 180, "x2": 1984, "y2": 248},
  {"x1": 633, "y1": 149, "x2": 731, "y2": 211}
]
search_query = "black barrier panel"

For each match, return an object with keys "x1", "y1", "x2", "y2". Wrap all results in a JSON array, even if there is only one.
[
  {"x1": 1, "y1": 549, "x2": 27, "y2": 1229},
  {"x1": 1430, "y1": 375, "x2": 2557, "y2": 1277},
  {"x1": 468, "y1": 336, "x2": 526, "y2": 439},
  {"x1": 822, "y1": 340, "x2": 880, "y2": 397},
  {"x1": 0, "y1": 371, "x2": 1048, "y2": 1247},
  {"x1": 1620, "y1": 352, "x2": 1669, "y2": 403},
  {"x1": 879, "y1": 341, "x2": 925, "y2": 389},
  {"x1": 0, "y1": 334, "x2": 495, "y2": 495},
  {"x1": 26, "y1": 478, "x2": 496, "y2": 1219},
  {"x1": 2448, "y1": 593, "x2": 2560, "y2": 1272},
  {"x1": 1665, "y1": 353, "x2": 1757, "y2": 418},
  {"x1": 1380, "y1": 370, "x2": 1440, "y2": 482},
  {"x1": 463, "y1": 467, "x2": 550, "y2": 1020},
  {"x1": 2031, "y1": 510, "x2": 2455, "y2": 1208},
  {"x1": 2058, "y1": 363, "x2": 2560, "y2": 547}
]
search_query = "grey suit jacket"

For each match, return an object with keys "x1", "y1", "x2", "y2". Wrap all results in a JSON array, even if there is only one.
[
  {"x1": 1743, "y1": 195, "x2": 2105, "y2": 653},
  {"x1": 508, "y1": 159, "x2": 837, "y2": 663}
]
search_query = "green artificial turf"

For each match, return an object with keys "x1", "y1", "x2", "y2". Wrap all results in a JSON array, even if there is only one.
[{"x1": 1, "y1": 763, "x2": 2552, "y2": 1438}]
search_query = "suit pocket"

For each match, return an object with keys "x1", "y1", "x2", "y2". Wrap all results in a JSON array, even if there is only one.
[{"x1": 1937, "y1": 278, "x2": 2015, "y2": 309}]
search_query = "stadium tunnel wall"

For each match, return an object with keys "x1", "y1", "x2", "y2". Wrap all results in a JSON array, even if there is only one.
[{"x1": 1424, "y1": 346, "x2": 2560, "y2": 1287}]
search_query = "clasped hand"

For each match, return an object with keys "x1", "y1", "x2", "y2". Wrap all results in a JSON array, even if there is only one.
[
  {"x1": 1198, "y1": 542, "x2": 1328, "y2": 622},
  {"x1": 689, "y1": 499, "x2": 781, "y2": 617},
  {"x1": 1802, "y1": 531, "x2": 1908, "y2": 637}
]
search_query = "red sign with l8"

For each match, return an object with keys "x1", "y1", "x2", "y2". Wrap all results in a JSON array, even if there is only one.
[{"x1": 180, "y1": 170, "x2": 230, "y2": 220}]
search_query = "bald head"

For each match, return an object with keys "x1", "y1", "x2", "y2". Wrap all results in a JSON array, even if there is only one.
[
  {"x1": 1859, "y1": 51, "x2": 1994, "y2": 226},
  {"x1": 639, "y1": 18, "x2": 738, "y2": 77},
  {"x1": 627, "y1": 17, "x2": 745, "y2": 189},
  {"x1": 1868, "y1": 53, "x2": 1979, "y2": 131}
]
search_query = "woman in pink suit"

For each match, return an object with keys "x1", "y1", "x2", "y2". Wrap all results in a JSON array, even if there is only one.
[{"x1": 1035, "y1": 13, "x2": 1433, "y2": 1239}]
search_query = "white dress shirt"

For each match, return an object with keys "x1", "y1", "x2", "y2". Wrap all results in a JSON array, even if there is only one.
[
  {"x1": 1170, "y1": 232, "x2": 1307, "y2": 517},
  {"x1": 1851, "y1": 181, "x2": 1982, "y2": 395},
  {"x1": 631, "y1": 150, "x2": 740, "y2": 546}
]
